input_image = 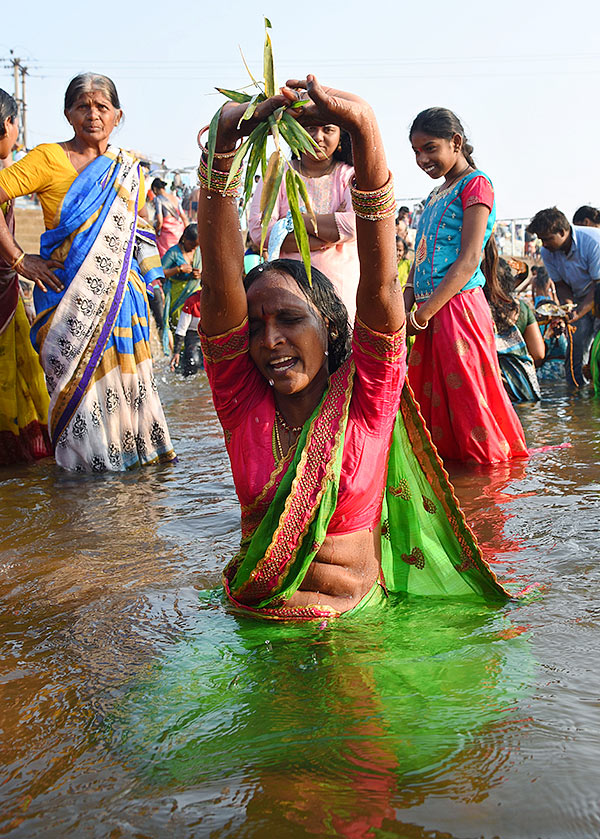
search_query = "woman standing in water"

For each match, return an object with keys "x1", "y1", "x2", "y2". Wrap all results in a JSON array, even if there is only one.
[
  {"x1": 0, "y1": 89, "x2": 52, "y2": 465},
  {"x1": 0, "y1": 74, "x2": 176, "y2": 472},
  {"x1": 153, "y1": 177, "x2": 188, "y2": 258},
  {"x1": 160, "y1": 222, "x2": 201, "y2": 352},
  {"x1": 405, "y1": 107, "x2": 527, "y2": 463},
  {"x1": 197, "y1": 76, "x2": 510, "y2": 620}
]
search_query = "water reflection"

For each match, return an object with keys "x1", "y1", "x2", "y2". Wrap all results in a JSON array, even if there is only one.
[
  {"x1": 2, "y1": 373, "x2": 600, "y2": 837},
  {"x1": 109, "y1": 595, "x2": 533, "y2": 837}
]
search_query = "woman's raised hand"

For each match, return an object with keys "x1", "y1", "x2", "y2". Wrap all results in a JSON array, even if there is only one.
[
  {"x1": 209, "y1": 75, "x2": 371, "y2": 151},
  {"x1": 211, "y1": 91, "x2": 294, "y2": 150},
  {"x1": 283, "y1": 75, "x2": 372, "y2": 134}
]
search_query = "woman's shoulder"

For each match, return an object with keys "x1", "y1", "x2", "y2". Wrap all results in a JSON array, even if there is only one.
[
  {"x1": 459, "y1": 170, "x2": 495, "y2": 210},
  {"x1": 461, "y1": 169, "x2": 494, "y2": 188},
  {"x1": 9, "y1": 143, "x2": 63, "y2": 168},
  {"x1": 29, "y1": 143, "x2": 67, "y2": 163},
  {"x1": 334, "y1": 161, "x2": 354, "y2": 185}
]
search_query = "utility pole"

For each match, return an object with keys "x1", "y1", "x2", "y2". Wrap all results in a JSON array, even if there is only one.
[
  {"x1": 8, "y1": 51, "x2": 27, "y2": 149},
  {"x1": 20, "y1": 63, "x2": 27, "y2": 149}
]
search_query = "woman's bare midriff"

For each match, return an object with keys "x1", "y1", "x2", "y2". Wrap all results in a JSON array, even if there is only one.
[{"x1": 285, "y1": 525, "x2": 382, "y2": 614}]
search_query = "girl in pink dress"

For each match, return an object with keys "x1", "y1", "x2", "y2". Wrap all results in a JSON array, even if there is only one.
[
  {"x1": 405, "y1": 107, "x2": 527, "y2": 464},
  {"x1": 248, "y1": 125, "x2": 359, "y2": 320}
]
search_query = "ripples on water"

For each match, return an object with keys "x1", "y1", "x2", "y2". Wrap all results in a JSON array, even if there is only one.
[{"x1": 1, "y1": 370, "x2": 599, "y2": 838}]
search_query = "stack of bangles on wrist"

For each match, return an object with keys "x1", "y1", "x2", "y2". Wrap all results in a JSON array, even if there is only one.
[
  {"x1": 11, "y1": 251, "x2": 25, "y2": 271},
  {"x1": 196, "y1": 125, "x2": 243, "y2": 197},
  {"x1": 197, "y1": 154, "x2": 243, "y2": 197},
  {"x1": 409, "y1": 309, "x2": 428, "y2": 331},
  {"x1": 350, "y1": 172, "x2": 396, "y2": 221}
]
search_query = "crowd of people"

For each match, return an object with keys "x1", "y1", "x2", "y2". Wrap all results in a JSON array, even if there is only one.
[{"x1": 0, "y1": 71, "x2": 598, "y2": 618}]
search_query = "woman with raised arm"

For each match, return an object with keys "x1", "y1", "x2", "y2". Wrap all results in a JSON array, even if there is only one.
[{"x1": 197, "y1": 76, "x2": 510, "y2": 620}]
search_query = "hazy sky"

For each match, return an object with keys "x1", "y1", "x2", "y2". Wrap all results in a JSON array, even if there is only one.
[{"x1": 3, "y1": 0, "x2": 599, "y2": 220}]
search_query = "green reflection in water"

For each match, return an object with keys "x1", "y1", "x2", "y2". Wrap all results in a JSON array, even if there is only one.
[{"x1": 110, "y1": 592, "x2": 534, "y2": 829}]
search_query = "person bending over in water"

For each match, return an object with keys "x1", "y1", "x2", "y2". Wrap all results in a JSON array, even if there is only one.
[{"x1": 197, "y1": 76, "x2": 510, "y2": 620}]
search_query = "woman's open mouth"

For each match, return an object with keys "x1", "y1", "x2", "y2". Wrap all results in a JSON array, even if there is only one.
[{"x1": 268, "y1": 356, "x2": 297, "y2": 374}]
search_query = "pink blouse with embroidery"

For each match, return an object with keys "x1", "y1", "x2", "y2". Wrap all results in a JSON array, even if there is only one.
[
  {"x1": 200, "y1": 318, "x2": 406, "y2": 536},
  {"x1": 248, "y1": 161, "x2": 360, "y2": 320}
]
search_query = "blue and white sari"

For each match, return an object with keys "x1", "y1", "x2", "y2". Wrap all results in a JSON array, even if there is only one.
[{"x1": 32, "y1": 147, "x2": 176, "y2": 472}]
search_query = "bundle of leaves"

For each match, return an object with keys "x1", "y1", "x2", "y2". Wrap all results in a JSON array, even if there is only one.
[{"x1": 206, "y1": 18, "x2": 320, "y2": 282}]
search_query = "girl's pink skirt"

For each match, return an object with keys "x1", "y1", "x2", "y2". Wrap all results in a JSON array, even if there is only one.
[{"x1": 407, "y1": 288, "x2": 528, "y2": 464}]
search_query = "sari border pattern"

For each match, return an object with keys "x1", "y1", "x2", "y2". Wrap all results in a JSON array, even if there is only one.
[{"x1": 232, "y1": 359, "x2": 355, "y2": 604}]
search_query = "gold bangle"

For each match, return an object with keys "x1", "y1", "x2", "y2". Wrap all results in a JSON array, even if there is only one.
[
  {"x1": 196, "y1": 125, "x2": 242, "y2": 159},
  {"x1": 11, "y1": 251, "x2": 25, "y2": 271}
]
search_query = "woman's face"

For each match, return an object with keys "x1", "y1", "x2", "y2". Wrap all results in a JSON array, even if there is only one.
[
  {"x1": 410, "y1": 130, "x2": 461, "y2": 179},
  {"x1": 246, "y1": 269, "x2": 329, "y2": 397},
  {"x1": 65, "y1": 89, "x2": 121, "y2": 146},
  {"x1": 304, "y1": 124, "x2": 341, "y2": 161},
  {"x1": 0, "y1": 116, "x2": 18, "y2": 159}
]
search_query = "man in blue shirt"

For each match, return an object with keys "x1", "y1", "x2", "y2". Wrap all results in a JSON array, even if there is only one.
[{"x1": 527, "y1": 207, "x2": 600, "y2": 387}]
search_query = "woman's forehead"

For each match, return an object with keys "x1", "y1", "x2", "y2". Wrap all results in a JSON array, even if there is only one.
[
  {"x1": 246, "y1": 270, "x2": 315, "y2": 311},
  {"x1": 69, "y1": 89, "x2": 114, "y2": 107}
]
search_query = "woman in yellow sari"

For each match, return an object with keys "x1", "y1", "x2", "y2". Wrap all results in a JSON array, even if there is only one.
[{"x1": 0, "y1": 89, "x2": 51, "y2": 465}]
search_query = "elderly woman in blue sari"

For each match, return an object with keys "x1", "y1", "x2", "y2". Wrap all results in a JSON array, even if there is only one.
[{"x1": 0, "y1": 73, "x2": 176, "y2": 472}]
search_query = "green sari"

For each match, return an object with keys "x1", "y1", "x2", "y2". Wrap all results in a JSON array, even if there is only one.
[{"x1": 223, "y1": 360, "x2": 510, "y2": 620}]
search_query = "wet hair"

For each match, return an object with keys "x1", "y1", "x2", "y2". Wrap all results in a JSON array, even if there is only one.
[
  {"x1": 292, "y1": 127, "x2": 353, "y2": 166},
  {"x1": 244, "y1": 258, "x2": 351, "y2": 374},
  {"x1": 573, "y1": 205, "x2": 600, "y2": 226},
  {"x1": 527, "y1": 207, "x2": 569, "y2": 238},
  {"x1": 64, "y1": 73, "x2": 121, "y2": 111},
  {"x1": 180, "y1": 223, "x2": 198, "y2": 244},
  {"x1": 483, "y1": 255, "x2": 519, "y2": 333},
  {"x1": 0, "y1": 89, "x2": 17, "y2": 138},
  {"x1": 409, "y1": 107, "x2": 476, "y2": 167}
]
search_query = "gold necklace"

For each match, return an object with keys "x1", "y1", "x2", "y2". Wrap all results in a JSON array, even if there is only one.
[
  {"x1": 272, "y1": 410, "x2": 302, "y2": 462},
  {"x1": 298, "y1": 157, "x2": 335, "y2": 179}
]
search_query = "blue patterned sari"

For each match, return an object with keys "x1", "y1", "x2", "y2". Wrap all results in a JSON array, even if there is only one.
[{"x1": 32, "y1": 147, "x2": 176, "y2": 472}]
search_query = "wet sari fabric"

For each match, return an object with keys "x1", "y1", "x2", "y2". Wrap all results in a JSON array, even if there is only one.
[{"x1": 201, "y1": 317, "x2": 510, "y2": 620}]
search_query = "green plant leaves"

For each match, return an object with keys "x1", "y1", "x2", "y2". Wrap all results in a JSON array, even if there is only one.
[
  {"x1": 206, "y1": 106, "x2": 222, "y2": 190},
  {"x1": 205, "y1": 19, "x2": 317, "y2": 283},
  {"x1": 263, "y1": 19, "x2": 276, "y2": 98},
  {"x1": 260, "y1": 155, "x2": 285, "y2": 256},
  {"x1": 286, "y1": 168, "x2": 312, "y2": 284},
  {"x1": 215, "y1": 88, "x2": 253, "y2": 103}
]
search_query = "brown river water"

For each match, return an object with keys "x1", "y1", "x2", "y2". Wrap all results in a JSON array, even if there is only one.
[{"x1": 1, "y1": 364, "x2": 599, "y2": 839}]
